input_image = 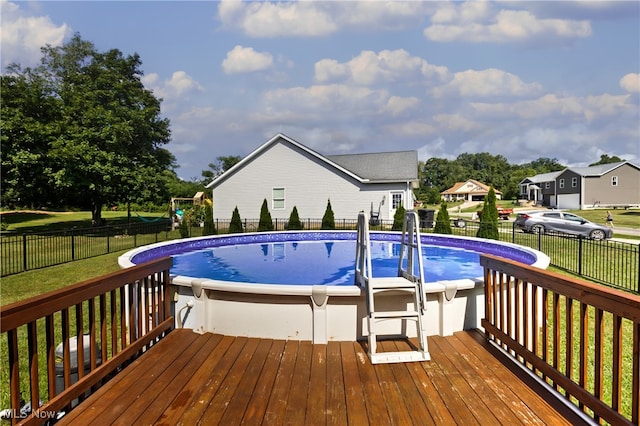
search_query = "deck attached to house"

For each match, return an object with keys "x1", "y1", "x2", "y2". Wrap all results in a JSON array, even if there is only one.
[{"x1": 56, "y1": 328, "x2": 583, "y2": 426}]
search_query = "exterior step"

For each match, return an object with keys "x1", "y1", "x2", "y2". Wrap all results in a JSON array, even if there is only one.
[{"x1": 371, "y1": 311, "x2": 420, "y2": 319}]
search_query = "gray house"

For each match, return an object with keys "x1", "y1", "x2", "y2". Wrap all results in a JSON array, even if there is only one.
[
  {"x1": 205, "y1": 134, "x2": 419, "y2": 222},
  {"x1": 519, "y1": 161, "x2": 640, "y2": 209}
]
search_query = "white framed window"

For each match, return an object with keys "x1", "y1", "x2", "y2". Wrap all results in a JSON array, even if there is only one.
[
  {"x1": 391, "y1": 192, "x2": 403, "y2": 209},
  {"x1": 545, "y1": 182, "x2": 550, "y2": 189},
  {"x1": 571, "y1": 177, "x2": 577, "y2": 187},
  {"x1": 272, "y1": 187, "x2": 285, "y2": 209},
  {"x1": 611, "y1": 176, "x2": 618, "y2": 186},
  {"x1": 559, "y1": 179, "x2": 565, "y2": 189}
]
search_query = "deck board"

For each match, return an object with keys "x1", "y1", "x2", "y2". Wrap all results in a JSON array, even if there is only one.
[{"x1": 58, "y1": 328, "x2": 580, "y2": 426}]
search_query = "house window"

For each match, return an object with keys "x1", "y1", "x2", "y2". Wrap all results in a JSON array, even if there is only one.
[
  {"x1": 559, "y1": 179, "x2": 565, "y2": 189},
  {"x1": 545, "y1": 182, "x2": 550, "y2": 189},
  {"x1": 272, "y1": 188, "x2": 285, "y2": 209},
  {"x1": 571, "y1": 177, "x2": 577, "y2": 188},
  {"x1": 391, "y1": 193, "x2": 403, "y2": 209},
  {"x1": 611, "y1": 176, "x2": 618, "y2": 186}
]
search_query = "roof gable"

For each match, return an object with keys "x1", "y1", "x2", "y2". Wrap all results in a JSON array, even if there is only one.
[
  {"x1": 441, "y1": 179, "x2": 501, "y2": 195},
  {"x1": 206, "y1": 133, "x2": 418, "y2": 189}
]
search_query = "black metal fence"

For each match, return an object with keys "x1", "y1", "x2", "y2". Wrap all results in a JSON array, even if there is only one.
[{"x1": 1, "y1": 218, "x2": 638, "y2": 294}]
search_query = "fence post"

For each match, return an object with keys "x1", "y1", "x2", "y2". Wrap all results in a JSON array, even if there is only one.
[
  {"x1": 578, "y1": 237, "x2": 583, "y2": 276},
  {"x1": 71, "y1": 227, "x2": 76, "y2": 260},
  {"x1": 22, "y1": 234, "x2": 27, "y2": 272}
]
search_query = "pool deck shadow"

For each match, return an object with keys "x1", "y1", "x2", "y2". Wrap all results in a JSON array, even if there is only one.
[{"x1": 57, "y1": 328, "x2": 586, "y2": 425}]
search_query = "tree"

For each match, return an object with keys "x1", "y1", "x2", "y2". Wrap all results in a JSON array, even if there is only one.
[
  {"x1": 476, "y1": 187, "x2": 499, "y2": 240},
  {"x1": 229, "y1": 206, "x2": 243, "y2": 233},
  {"x1": 392, "y1": 205, "x2": 406, "y2": 231},
  {"x1": 202, "y1": 202, "x2": 217, "y2": 235},
  {"x1": 589, "y1": 154, "x2": 624, "y2": 166},
  {"x1": 257, "y1": 199, "x2": 274, "y2": 232},
  {"x1": 321, "y1": 199, "x2": 335, "y2": 230},
  {"x1": 1, "y1": 34, "x2": 173, "y2": 222},
  {"x1": 286, "y1": 206, "x2": 303, "y2": 230},
  {"x1": 201, "y1": 156, "x2": 242, "y2": 184},
  {"x1": 433, "y1": 203, "x2": 452, "y2": 234}
]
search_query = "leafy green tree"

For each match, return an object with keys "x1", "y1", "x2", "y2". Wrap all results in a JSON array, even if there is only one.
[
  {"x1": 201, "y1": 156, "x2": 242, "y2": 184},
  {"x1": 476, "y1": 187, "x2": 499, "y2": 240},
  {"x1": 229, "y1": 206, "x2": 243, "y2": 233},
  {"x1": 1, "y1": 66, "x2": 57, "y2": 209},
  {"x1": 433, "y1": 203, "x2": 452, "y2": 234},
  {"x1": 286, "y1": 206, "x2": 303, "y2": 230},
  {"x1": 392, "y1": 205, "x2": 406, "y2": 231},
  {"x1": 589, "y1": 154, "x2": 624, "y2": 166},
  {"x1": 257, "y1": 199, "x2": 274, "y2": 232},
  {"x1": 1, "y1": 34, "x2": 173, "y2": 221},
  {"x1": 321, "y1": 199, "x2": 335, "y2": 230}
]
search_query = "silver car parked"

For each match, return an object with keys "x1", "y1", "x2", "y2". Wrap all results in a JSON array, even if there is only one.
[{"x1": 514, "y1": 210, "x2": 613, "y2": 241}]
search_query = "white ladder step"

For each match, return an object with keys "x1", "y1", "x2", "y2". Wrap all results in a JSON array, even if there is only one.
[
  {"x1": 369, "y1": 277, "x2": 417, "y2": 290},
  {"x1": 370, "y1": 351, "x2": 431, "y2": 364},
  {"x1": 371, "y1": 311, "x2": 420, "y2": 319}
]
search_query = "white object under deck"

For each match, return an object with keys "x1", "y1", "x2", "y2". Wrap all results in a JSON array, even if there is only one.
[{"x1": 355, "y1": 211, "x2": 430, "y2": 364}]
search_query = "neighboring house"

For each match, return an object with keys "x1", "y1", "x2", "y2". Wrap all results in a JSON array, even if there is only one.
[
  {"x1": 518, "y1": 171, "x2": 563, "y2": 206},
  {"x1": 440, "y1": 179, "x2": 502, "y2": 203},
  {"x1": 205, "y1": 133, "x2": 419, "y2": 222},
  {"x1": 519, "y1": 161, "x2": 640, "y2": 209}
]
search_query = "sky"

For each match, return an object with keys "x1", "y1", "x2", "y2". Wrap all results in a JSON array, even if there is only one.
[{"x1": 2, "y1": 1, "x2": 639, "y2": 181}]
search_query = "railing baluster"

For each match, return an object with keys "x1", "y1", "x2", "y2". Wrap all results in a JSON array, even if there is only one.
[
  {"x1": 7, "y1": 328, "x2": 20, "y2": 418},
  {"x1": 27, "y1": 320, "x2": 40, "y2": 412}
]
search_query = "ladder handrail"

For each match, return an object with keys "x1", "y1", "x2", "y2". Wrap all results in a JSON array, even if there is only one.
[{"x1": 398, "y1": 211, "x2": 426, "y2": 312}]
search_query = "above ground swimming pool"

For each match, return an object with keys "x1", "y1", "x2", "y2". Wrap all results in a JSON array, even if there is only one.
[
  {"x1": 170, "y1": 240, "x2": 483, "y2": 285},
  {"x1": 119, "y1": 231, "x2": 549, "y2": 342}
]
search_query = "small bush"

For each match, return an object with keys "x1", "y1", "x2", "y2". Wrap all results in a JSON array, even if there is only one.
[
  {"x1": 286, "y1": 206, "x2": 304, "y2": 230},
  {"x1": 179, "y1": 216, "x2": 189, "y2": 238},
  {"x1": 229, "y1": 206, "x2": 244, "y2": 233},
  {"x1": 434, "y1": 203, "x2": 453, "y2": 234},
  {"x1": 257, "y1": 199, "x2": 274, "y2": 232},
  {"x1": 392, "y1": 205, "x2": 406, "y2": 231},
  {"x1": 321, "y1": 199, "x2": 335, "y2": 230},
  {"x1": 202, "y1": 202, "x2": 217, "y2": 235}
]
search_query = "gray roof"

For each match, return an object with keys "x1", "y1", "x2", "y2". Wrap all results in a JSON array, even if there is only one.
[
  {"x1": 327, "y1": 151, "x2": 418, "y2": 181},
  {"x1": 567, "y1": 161, "x2": 630, "y2": 176},
  {"x1": 525, "y1": 170, "x2": 563, "y2": 183}
]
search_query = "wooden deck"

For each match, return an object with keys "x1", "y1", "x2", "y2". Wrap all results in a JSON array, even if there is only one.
[{"x1": 57, "y1": 328, "x2": 584, "y2": 426}]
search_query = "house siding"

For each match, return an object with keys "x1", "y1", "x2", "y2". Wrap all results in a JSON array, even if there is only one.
[
  {"x1": 583, "y1": 164, "x2": 640, "y2": 208},
  {"x1": 211, "y1": 140, "x2": 407, "y2": 221}
]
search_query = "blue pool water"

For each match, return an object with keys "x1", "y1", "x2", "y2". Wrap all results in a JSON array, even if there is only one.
[{"x1": 171, "y1": 240, "x2": 482, "y2": 286}]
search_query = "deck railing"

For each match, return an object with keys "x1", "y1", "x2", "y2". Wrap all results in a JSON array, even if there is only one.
[
  {"x1": 481, "y1": 253, "x2": 640, "y2": 425},
  {"x1": 0, "y1": 257, "x2": 173, "y2": 425}
]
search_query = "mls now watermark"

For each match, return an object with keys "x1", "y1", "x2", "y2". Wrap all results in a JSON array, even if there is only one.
[{"x1": 0, "y1": 408, "x2": 57, "y2": 420}]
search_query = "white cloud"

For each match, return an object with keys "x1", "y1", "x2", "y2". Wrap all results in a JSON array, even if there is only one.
[
  {"x1": 217, "y1": 0, "x2": 427, "y2": 37},
  {"x1": 141, "y1": 71, "x2": 203, "y2": 104},
  {"x1": 314, "y1": 49, "x2": 448, "y2": 86},
  {"x1": 218, "y1": 0, "x2": 337, "y2": 37},
  {"x1": 382, "y1": 96, "x2": 420, "y2": 117},
  {"x1": 0, "y1": 0, "x2": 70, "y2": 68},
  {"x1": 222, "y1": 45, "x2": 274, "y2": 74},
  {"x1": 432, "y1": 68, "x2": 543, "y2": 99},
  {"x1": 425, "y1": 3, "x2": 591, "y2": 43},
  {"x1": 620, "y1": 73, "x2": 640, "y2": 94}
]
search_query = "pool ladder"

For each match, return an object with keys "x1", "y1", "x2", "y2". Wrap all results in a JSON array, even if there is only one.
[{"x1": 355, "y1": 211, "x2": 430, "y2": 364}]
